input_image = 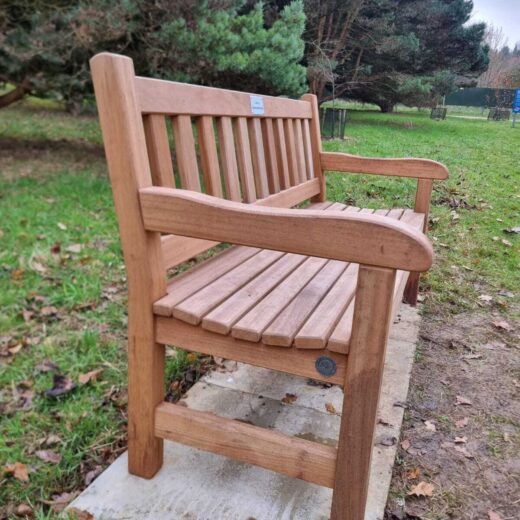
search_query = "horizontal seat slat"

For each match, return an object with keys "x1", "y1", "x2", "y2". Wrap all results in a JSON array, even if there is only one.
[
  {"x1": 172, "y1": 249, "x2": 284, "y2": 325},
  {"x1": 136, "y1": 77, "x2": 313, "y2": 119},
  {"x1": 155, "y1": 203, "x2": 426, "y2": 351}
]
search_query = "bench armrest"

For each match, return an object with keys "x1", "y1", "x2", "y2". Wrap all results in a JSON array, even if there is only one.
[
  {"x1": 139, "y1": 187, "x2": 433, "y2": 272},
  {"x1": 320, "y1": 152, "x2": 449, "y2": 180}
]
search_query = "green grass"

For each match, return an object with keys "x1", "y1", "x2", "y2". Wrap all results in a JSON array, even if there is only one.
[{"x1": 0, "y1": 99, "x2": 518, "y2": 517}]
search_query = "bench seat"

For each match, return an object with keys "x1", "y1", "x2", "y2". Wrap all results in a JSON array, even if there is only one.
[{"x1": 153, "y1": 202, "x2": 425, "y2": 353}]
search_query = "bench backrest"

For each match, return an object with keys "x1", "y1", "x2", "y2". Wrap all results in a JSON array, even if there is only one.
[{"x1": 91, "y1": 52, "x2": 325, "y2": 276}]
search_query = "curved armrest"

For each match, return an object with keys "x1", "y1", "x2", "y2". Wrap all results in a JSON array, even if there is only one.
[
  {"x1": 139, "y1": 187, "x2": 433, "y2": 272},
  {"x1": 320, "y1": 152, "x2": 449, "y2": 180}
]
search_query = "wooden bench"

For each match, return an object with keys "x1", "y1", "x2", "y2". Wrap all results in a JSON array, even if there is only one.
[{"x1": 90, "y1": 52, "x2": 448, "y2": 520}]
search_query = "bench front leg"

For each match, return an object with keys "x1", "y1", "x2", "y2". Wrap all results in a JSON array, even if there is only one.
[{"x1": 331, "y1": 265, "x2": 396, "y2": 520}]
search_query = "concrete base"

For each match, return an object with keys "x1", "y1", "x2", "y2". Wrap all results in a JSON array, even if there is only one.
[{"x1": 69, "y1": 305, "x2": 420, "y2": 520}]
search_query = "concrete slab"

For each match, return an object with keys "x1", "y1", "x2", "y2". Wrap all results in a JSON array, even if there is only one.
[{"x1": 69, "y1": 304, "x2": 420, "y2": 520}]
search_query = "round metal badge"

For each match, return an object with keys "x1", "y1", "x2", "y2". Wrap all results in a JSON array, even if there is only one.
[{"x1": 315, "y1": 356, "x2": 337, "y2": 377}]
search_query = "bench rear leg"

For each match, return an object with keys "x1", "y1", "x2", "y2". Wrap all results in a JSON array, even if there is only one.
[
  {"x1": 127, "y1": 330, "x2": 165, "y2": 478},
  {"x1": 331, "y1": 266, "x2": 396, "y2": 519},
  {"x1": 404, "y1": 272, "x2": 420, "y2": 305}
]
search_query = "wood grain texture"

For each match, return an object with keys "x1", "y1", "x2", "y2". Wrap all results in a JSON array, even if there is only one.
[
  {"x1": 321, "y1": 151, "x2": 449, "y2": 179},
  {"x1": 261, "y1": 118, "x2": 280, "y2": 193},
  {"x1": 155, "y1": 316, "x2": 347, "y2": 385},
  {"x1": 171, "y1": 115, "x2": 201, "y2": 191},
  {"x1": 196, "y1": 116, "x2": 223, "y2": 197},
  {"x1": 283, "y1": 119, "x2": 299, "y2": 186},
  {"x1": 90, "y1": 52, "x2": 166, "y2": 478},
  {"x1": 217, "y1": 116, "x2": 241, "y2": 201},
  {"x1": 248, "y1": 118, "x2": 270, "y2": 198},
  {"x1": 234, "y1": 117, "x2": 257, "y2": 202},
  {"x1": 301, "y1": 118, "x2": 315, "y2": 180},
  {"x1": 293, "y1": 119, "x2": 308, "y2": 184},
  {"x1": 136, "y1": 76, "x2": 312, "y2": 118},
  {"x1": 155, "y1": 402, "x2": 337, "y2": 488},
  {"x1": 140, "y1": 187, "x2": 433, "y2": 271},
  {"x1": 331, "y1": 266, "x2": 396, "y2": 520},
  {"x1": 273, "y1": 118, "x2": 291, "y2": 189},
  {"x1": 301, "y1": 94, "x2": 325, "y2": 201},
  {"x1": 142, "y1": 114, "x2": 175, "y2": 188}
]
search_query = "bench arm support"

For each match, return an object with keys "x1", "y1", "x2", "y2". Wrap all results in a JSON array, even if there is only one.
[
  {"x1": 320, "y1": 152, "x2": 449, "y2": 180},
  {"x1": 139, "y1": 187, "x2": 433, "y2": 272}
]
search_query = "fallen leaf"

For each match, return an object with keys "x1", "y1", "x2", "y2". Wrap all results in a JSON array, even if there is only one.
[
  {"x1": 488, "y1": 511, "x2": 503, "y2": 520},
  {"x1": 35, "y1": 359, "x2": 59, "y2": 373},
  {"x1": 45, "y1": 374, "x2": 76, "y2": 398},
  {"x1": 40, "y1": 306, "x2": 58, "y2": 317},
  {"x1": 463, "y1": 353, "x2": 483, "y2": 360},
  {"x1": 492, "y1": 319, "x2": 512, "y2": 332},
  {"x1": 8, "y1": 343, "x2": 23, "y2": 355},
  {"x1": 79, "y1": 368, "x2": 103, "y2": 385},
  {"x1": 454, "y1": 445, "x2": 474, "y2": 458},
  {"x1": 50, "y1": 242, "x2": 61, "y2": 254},
  {"x1": 400, "y1": 439, "x2": 411, "y2": 451},
  {"x1": 478, "y1": 294, "x2": 492, "y2": 302},
  {"x1": 501, "y1": 239, "x2": 512, "y2": 247},
  {"x1": 281, "y1": 393, "x2": 298, "y2": 405},
  {"x1": 455, "y1": 417, "x2": 469, "y2": 428},
  {"x1": 84, "y1": 465, "x2": 102, "y2": 485},
  {"x1": 454, "y1": 436, "x2": 467, "y2": 444},
  {"x1": 65, "y1": 244, "x2": 82, "y2": 254},
  {"x1": 504, "y1": 227, "x2": 520, "y2": 234},
  {"x1": 325, "y1": 402, "x2": 336, "y2": 414},
  {"x1": 67, "y1": 508, "x2": 94, "y2": 520},
  {"x1": 455, "y1": 395, "x2": 472, "y2": 406},
  {"x1": 42, "y1": 491, "x2": 79, "y2": 513},
  {"x1": 22, "y1": 309, "x2": 33, "y2": 322},
  {"x1": 424, "y1": 420, "x2": 436, "y2": 432},
  {"x1": 12, "y1": 268, "x2": 25, "y2": 281},
  {"x1": 4, "y1": 461, "x2": 29, "y2": 482},
  {"x1": 408, "y1": 481, "x2": 434, "y2": 497},
  {"x1": 31, "y1": 261, "x2": 47, "y2": 274},
  {"x1": 57, "y1": 222, "x2": 67, "y2": 230},
  {"x1": 40, "y1": 434, "x2": 62, "y2": 447},
  {"x1": 406, "y1": 467, "x2": 421, "y2": 479},
  {"x1": 35, "y1": 450, "x2": 62, "y2": 464},
  {"x1": 497, "y1": 289, "x2": 514, "y2": 298},
  {"x1": 15, "y1": 503, "x2": 33, "y2": 517}
]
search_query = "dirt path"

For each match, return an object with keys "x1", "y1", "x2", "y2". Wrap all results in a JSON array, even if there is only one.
[{"x1": 385, "y1": 309, "x2": 519, "y2": 520}]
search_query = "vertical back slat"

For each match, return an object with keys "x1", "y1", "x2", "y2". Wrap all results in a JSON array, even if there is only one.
[
  {"x1": 302, "y1": 119, "x2": 315, "y2": 179},
  {"x1": 171, "y1": 115, "x2": 201, "y2": 191},
  {"x1": 261, "y1": 118, "x2": 280, "y2": 194},
  {"x1": 248, "y1": 118, "x2": 270, "y2": 199},
  {"x1": 293, "y1": 119, "x2": 307, "y2": 184},
  {"x1": 301, "y1": 94, "x2": 325, "y2": 201},
  {"x1": 283, "y1": 119, "x2": 299, "y2": 186},
  {"x1": 234, "y1": 117, "x2": 257, "y2": 203},
  {"x1": 274, "y1": 119, "x2": 290, "y2": 189},
  {"x1": 143, "y1": 115, "x2": 175, "y2": 188},
  {"x1": 217, "y1": 117, "x2": 241, "y2": 201},
  {"x1": 197, "y1": 116, "x2": 223, "y2": 197}
]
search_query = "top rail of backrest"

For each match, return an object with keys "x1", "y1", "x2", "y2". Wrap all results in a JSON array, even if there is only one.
[{"x1": 135, "y1": 77, "x2": 313, "y2": 119}]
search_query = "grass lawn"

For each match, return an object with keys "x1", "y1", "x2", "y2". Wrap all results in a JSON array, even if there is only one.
[{"x1": 0, "y1": 101, "x2": 518, "y2": 519}]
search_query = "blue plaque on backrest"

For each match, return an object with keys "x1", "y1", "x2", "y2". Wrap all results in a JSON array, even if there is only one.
[{"x1": 513, "y1": 89, "x2": 520, "y2": 114}]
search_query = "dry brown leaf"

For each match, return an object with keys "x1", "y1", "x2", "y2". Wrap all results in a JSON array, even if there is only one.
[
  {"x1": 492, "y1": 319, "x2": 513, "y2": 332},
  {"x1": 408, "y1": 481, "x2": 434, "y2": 497},
  {"x1": 57, "y1": 222, "x2": 67, "y2": 230},
  {"x1": 45, "y1": 374, "x2": 76, "y2": 398},
  {"x1": 424, "y1": 420, "x2": 436, "y2": 432},
  {"x1": 15, "y1": 503, "x2": 33, "y2": 518},
  {"x1": 454, "y1": 436, "x2": 467, "y2": 444},
  {"x1": 406, "y1": 467, "x2": 421, "y2": 479},
  {"x1": 478, "y1": 294, "x2": 492, "y2": 302},
  {"x1": 79, "y1": 368, "x2": 103, "y2": 385},
  {"x1": 32, "y1": 261, "x2": 47, "y2": 274},
  {"x1": 455, "y1": 395, "x2": 472, "y2": 406},
  {"x1": 65, "y1": 244, "x2": 82, "y2": 254},
  {"x1": 42, "y1": 491, "x2": 79, "y2": 512},
  {"x1": 501, "y1": 239, "x2": 512, "y2": 247},
  {"x1": 12, "y1": 268, "x2": 25, "y2": 281},
  {"x1": 22, "y1": 309, "x2": 33, "y2": 322},
  {"x1": 67, "y1": 508, "x2": 94, "y2": 520},
  {"x1": 400, "y1": 439, "x2": 411, "y2": 451},
  {"x1": 487, "y1": 511, "x2": 503, "y2": 520},
  {"x1": 454, "y1": 445, "x2": 474, "y2": 458},
  {"x1": 281, "y1": 393, "x2": 298, "y2": 405},
  {"x1": 35, "y1": 450, "x2": 62, "y2": 464},
  {"x1": 4, "y1": 461, "x2": 29, "y2": 482},
  {"x1": 455, "y1": 417, "x2": 469, "y2": 428},
  {"x1": 325, "y1": 402, "x2": 336, "y2": 414}
]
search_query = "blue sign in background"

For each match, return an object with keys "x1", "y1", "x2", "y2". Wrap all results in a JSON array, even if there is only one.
[{"x1": 513, "y1": 89, "x2": 520, "y2": 114}]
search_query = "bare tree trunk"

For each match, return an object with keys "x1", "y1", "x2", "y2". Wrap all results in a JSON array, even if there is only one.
[{"x1": 0, "y1": 78, "x2": 31, "y2": 109}]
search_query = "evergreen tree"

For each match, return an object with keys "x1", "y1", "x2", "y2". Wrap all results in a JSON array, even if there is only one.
[{"x1": 0, "y1": 0, "x2": 307, "y2": 111}]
